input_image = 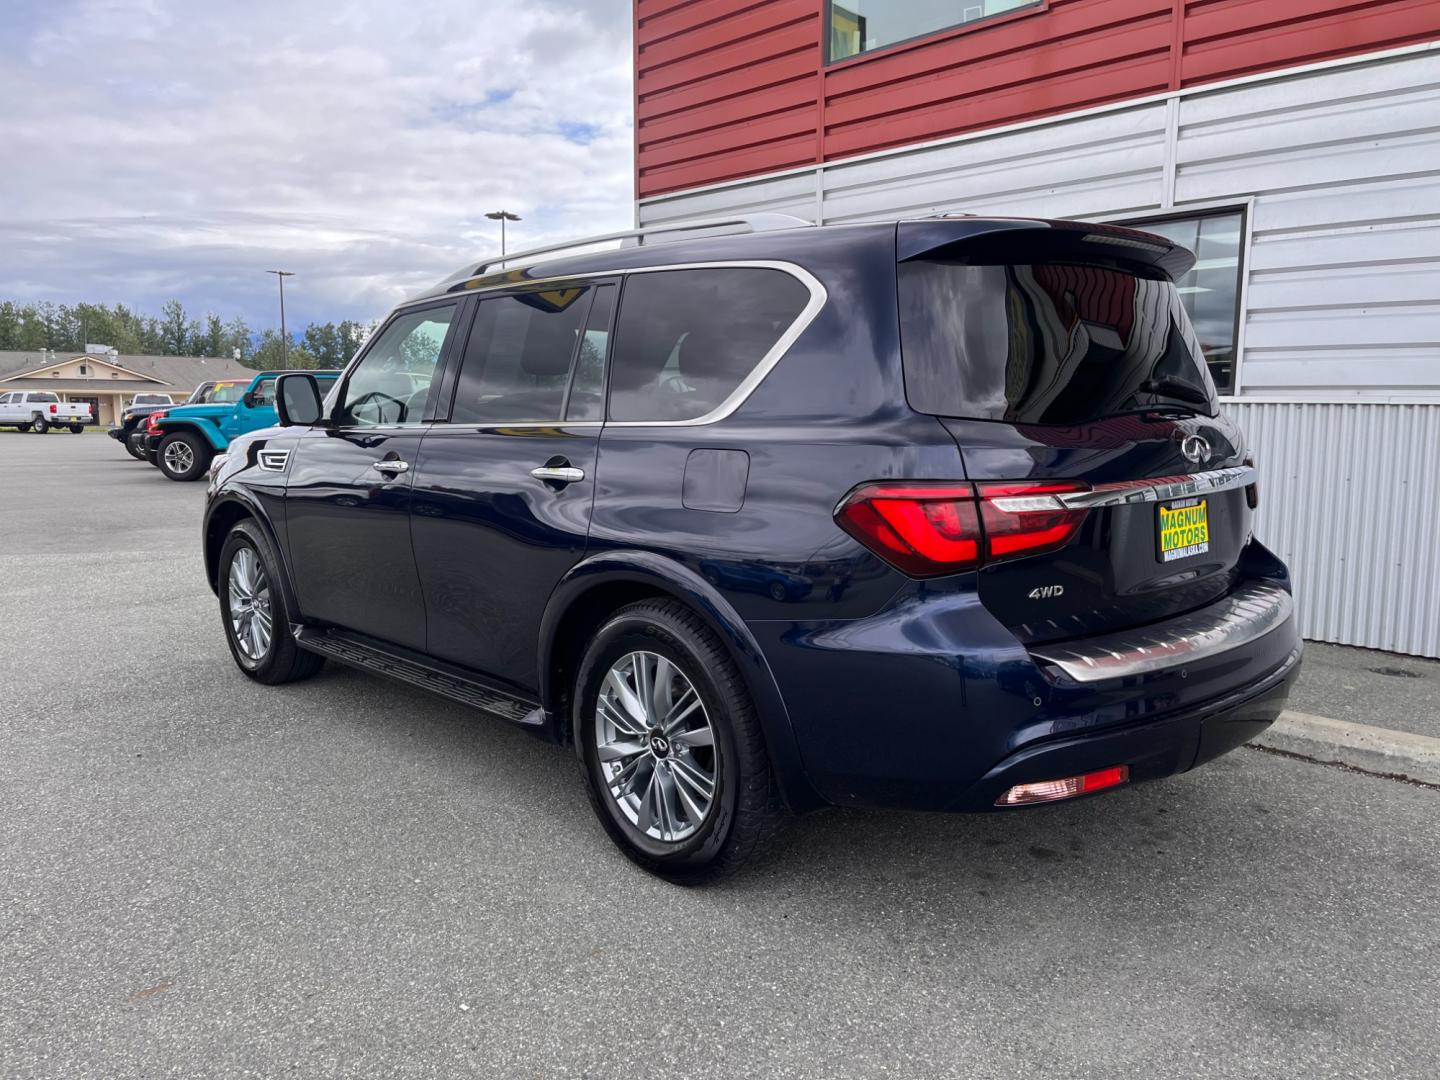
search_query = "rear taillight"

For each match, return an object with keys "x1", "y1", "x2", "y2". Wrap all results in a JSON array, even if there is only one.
[
  {"x1": 49, "y1": 404, "x2": 58, "y2": 414},
  {"x1": 835, "y1": 480, "x2": 1089, "y2": 578}
]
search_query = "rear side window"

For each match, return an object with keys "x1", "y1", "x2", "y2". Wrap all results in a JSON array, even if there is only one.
[
  {"x1": 608, "y1": 268, "x2": 810, "y2": 422},
  {"x1": 899, "y1": 261, "x2": 1217, "y2": 425},
  {"x1": 451, "y1": 287, "x2": 593, "y2": 424}
]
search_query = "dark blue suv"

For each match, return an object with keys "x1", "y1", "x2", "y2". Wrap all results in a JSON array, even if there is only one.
[{"x1": 202, "y1": 215, "x2": 1301, "y2": 881}]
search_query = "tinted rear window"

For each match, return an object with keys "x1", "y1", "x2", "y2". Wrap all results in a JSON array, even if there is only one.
[
  {"x1": 899, "y1": 261, "x2": 1217, "y2": 424},
  {"x1": 608, "y1": 268, "x2": 810, "y2": 422},
  {"x1": 29, "y1": 393, "x2": 59, "y2": 403}
]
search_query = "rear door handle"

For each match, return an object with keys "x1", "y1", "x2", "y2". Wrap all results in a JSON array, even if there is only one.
[
  {"x1": 531, "y1": 465, "x2": 584, "y2": 484},
  {"x1": 372, "y1": 459, "x2": 410, "y2": 475}
]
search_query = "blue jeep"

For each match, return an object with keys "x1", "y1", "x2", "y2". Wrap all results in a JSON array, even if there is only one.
[{"x1": 147, "y1": 369, "x2": 339, "y2": 481}]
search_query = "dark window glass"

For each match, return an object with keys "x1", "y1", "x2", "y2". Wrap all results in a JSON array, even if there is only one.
[
  {"x1": 30, "y1": 392, "x2": 59, "y2": 403},
  {"x1": 608, "y1": 268, "x2": 810, "y2": 422},
  {"x1": 1126, "y1": 211, "x2": 1244, "y2": 393},
  {"x1": 339, "y1": 304, "x2": 456, "y2": 427},
  {"x1": 829, "y1": 0, "x2": 1039, "y2": 62},
  {"x1": 568, "y1": 285, "x2": 613, "y2": 421},
  {"x1": 451, "y1": 287, "x2": 591, "y2": 424},
  {"x1": 899, "y1": 260, "x2": 1217, "y2": 424}
]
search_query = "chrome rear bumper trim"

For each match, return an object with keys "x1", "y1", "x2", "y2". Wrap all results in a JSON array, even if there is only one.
[
  {"x1": 1030, "y1": 581, "x2": 1293, "y2": 684},
  {"x1": 1057, "y1": 466, "x2": 1257, "y2": 510}
]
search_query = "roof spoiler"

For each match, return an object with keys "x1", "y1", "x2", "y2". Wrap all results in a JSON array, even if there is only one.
[{"x1": 897, "y1": 217, "x2": 1196, "y2": 280}]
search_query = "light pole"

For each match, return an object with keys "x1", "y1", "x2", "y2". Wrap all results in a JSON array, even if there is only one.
[
  {"x1": 485, "y1": 210, "x2": 521, "y2": 258},
  {"x1": 266, "y1": 270, "x2": 295, "y2": 365}
]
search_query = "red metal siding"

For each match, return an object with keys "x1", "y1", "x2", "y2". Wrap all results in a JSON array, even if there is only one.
[{"x1": 635, "y1": 0, "x2": 1440, "y2": 199}]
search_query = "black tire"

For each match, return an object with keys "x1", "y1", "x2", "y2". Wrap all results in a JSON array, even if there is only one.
[
  {"x1": 157, "y1": 430, "x2": 211, "y2": 481},
  {"x1": 218, "y1": 520, "x2": 325, "y2": 685},
  {"x1": 574, "y1": 599, "x2": 782, "y2": 884},
  {"x1": 69, "y1": 424, "x2": 84, "y2": 434},
  {"x1": 16, "y1": 423, "x2": 31, "y2": 433},
  {"x1": 124, "y1": 434, "x2": 146, "y2": 459},
  {"x1": 31, "y1": 415, "x2": 49, "y2": 434}
]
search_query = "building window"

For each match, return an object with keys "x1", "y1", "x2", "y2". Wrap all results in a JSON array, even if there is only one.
[
  {"x1": 1123, "y1": 209, "x2": 1246, "y2": 394},
  {"x1": 78, "y1": 364, "x2": 89, "y2": 376},
  {"x1": 828, "y1": 0, "x2": 1040, "y2": 62}
]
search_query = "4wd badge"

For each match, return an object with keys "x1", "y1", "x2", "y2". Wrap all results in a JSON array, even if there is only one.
[{"x1": 1028, "y1": 585, "x2": 1065, "y2": 600}]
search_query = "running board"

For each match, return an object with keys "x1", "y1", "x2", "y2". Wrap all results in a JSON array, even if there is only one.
[{"x1": 293, "y1": 627, "x2": 542, "y2": 725}]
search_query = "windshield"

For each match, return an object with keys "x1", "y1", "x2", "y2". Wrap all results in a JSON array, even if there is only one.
[{"x1": 899, "y1": 260, "x2": 1217, "y2": 425}]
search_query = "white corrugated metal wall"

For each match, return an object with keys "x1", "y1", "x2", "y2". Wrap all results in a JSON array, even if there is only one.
[{"x1": 640, "y1": 46, "x2": 1440, "y2": 657}]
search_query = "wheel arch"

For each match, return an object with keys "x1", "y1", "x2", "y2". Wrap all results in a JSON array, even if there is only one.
[
  {"x1": 539, "y1": 550, "x2": 824, "y2": 813},
  {"x1": 157, "y1": 417, "x2": 228, "y2": 451},
  {"x1": 203, "y1": 492, "x2": 302, "y2": 620}
]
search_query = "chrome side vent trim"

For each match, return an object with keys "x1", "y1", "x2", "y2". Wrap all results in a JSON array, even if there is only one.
[{"x1": 1030, "y1": 581, "x2": 1293, "y2": 683}]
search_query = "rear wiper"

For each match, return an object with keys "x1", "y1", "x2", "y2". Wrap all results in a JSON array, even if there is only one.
[{"x1": 1140, "y1": 375, "x2": 1211, "y2": 406}]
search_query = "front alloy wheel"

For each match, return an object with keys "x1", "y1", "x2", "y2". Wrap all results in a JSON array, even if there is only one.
[
  {"x1": 227, "y1": 546, "x2": 273, "y2": 662},
  {"x1": 595, "y1": 650, "x2": 718, "y2": 843}
]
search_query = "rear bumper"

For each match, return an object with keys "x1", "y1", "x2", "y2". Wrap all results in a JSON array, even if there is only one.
[{"x1": 946, "y1": 641, "x2": 1301, "y2": 810}]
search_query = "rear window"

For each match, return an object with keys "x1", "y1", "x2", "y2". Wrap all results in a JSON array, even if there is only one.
[
  {"x1": 899, "y1": 261, "x2": 1217, "y2": 425},
  {"x1": 28, "y1": 393, "x2": 59, "y2": 403},
  {"x1": 608, "y1": 268, "x2": 810, "y2": 422}
]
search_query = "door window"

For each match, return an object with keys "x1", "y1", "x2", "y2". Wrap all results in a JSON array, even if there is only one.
[
  {"x1": 450, "y1": 287, "x2": 592, "y2": 424},
  {"x1": 338, "y1": 304, "x2": 457, "y2": 427},
  {"x1": 249, "y1": 378, "x2": 278, "y2": 407},
  {"x1": 567, "y1": 285, "x2": 614, "y2": 421},
  {"x1": 607, "y1": 268, "x2": 811, "y2": 422}
]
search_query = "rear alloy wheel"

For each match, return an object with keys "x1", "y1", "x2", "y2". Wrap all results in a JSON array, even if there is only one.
[
  {"x1": 158, "y1": 431, "x2": 211, "y2": 481},
  {"x1": 31, "y1": 416, "x2": 49, "y2": 434},
  {"x1": 575, "y1": 599, "x2": 782, "y2": 883},
  {"x1": 218, "y1": 520, "x2": 324, "y2": 684}
]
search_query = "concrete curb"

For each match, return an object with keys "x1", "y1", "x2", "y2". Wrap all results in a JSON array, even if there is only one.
[{"x1": 1250, "y1": 710, "x2": 1440, "y2": 786}]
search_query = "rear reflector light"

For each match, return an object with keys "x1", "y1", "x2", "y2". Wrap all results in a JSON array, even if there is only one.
[
  {"x1": 996, "y1": 765, "x2": 1130, "y2": 807},
  {"x1": 835, "y1": 480, "x2": 1089, "y2": 577}
]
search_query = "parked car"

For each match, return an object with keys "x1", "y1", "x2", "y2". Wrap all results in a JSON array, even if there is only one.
[
  {"x1": 144, "y1": 371, "x2": 338, "y2": 480},
  {"x1": 201, "y1": 215, "x2": 1302, "y2": 882},
  {"x1": 110, "y1": 381, "x2": 237, "y2": 459},
  {"x1": 0, "y1": 391, "x2": 91, "y2": 433}
]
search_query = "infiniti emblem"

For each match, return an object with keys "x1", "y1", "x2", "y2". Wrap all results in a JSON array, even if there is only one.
[
  {"x1": 649, "y1": 733, "x2": 671, "y2": 757},
  {"x1": 1181, "y1": 434, "x2": 1212, "y2": 465}
]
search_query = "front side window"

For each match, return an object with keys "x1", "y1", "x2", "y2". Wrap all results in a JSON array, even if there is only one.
[
  {"x1": 829, "y1": 0, "x2": 1040, "y2": 62},
  {"x1": 1123, "y1": 210, "x2": 1245, "y2": 393},
  {"x1": 608, "y1": 268, "x2": 811, "y2": 423},
  {"x1": 339, "y1": 304, "x2": 457, "y2": 427},
  {"x1": 450, "y1": 287, "x2": 593, "y2": 424},
  {"x1": 249, "y1": 378, "x2": 278, "y2": 407}
]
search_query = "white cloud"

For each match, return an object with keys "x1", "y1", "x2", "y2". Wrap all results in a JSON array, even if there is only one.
[{"x1": 0, "y1": 0, "x2": 634, "y2": 331}]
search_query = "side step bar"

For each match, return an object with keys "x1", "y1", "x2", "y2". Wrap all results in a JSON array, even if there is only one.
[{"x1": 294, "y1": 627, "x2": 543, "y2": 725}]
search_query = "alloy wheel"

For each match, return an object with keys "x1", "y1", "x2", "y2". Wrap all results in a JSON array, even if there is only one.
[
  {"x1": 227, "y1": 547, "x2": 273, "y2": 660},
  {"x1": 163, "y1": 439, "x2": 194, "y2": 475},
  {"x1": 595, "y1": 650, "x2": 718, "y2": 843}
]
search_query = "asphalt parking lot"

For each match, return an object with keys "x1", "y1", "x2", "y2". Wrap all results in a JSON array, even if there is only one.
[{"x1": 3, "y1": 433, "x2": 1438, "y2": 1080}]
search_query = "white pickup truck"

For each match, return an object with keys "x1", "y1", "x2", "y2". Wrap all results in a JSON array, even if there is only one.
[{"x1": 0, "y1": 391, "x2": 92, "y2": 433}]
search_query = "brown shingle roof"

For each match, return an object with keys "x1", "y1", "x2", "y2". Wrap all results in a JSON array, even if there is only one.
[{"x1": 0, "y1": 350, "x2": 254, "y2": 387}]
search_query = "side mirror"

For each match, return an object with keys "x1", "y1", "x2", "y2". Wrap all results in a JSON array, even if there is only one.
[
  {"x1": 241, "y1": 391, "x2": 257, "y2": 408},
  {"x1": 276, "y1": 373, "x2": 324, "y2": 427}
]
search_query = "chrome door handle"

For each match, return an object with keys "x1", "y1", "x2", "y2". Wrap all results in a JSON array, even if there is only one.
[
  {"x1": 531, "y1": 465, "x2": 584, "y2": 484},
  {"x1": 372, "y1": 459, "x2": 410, "y2": 474}
]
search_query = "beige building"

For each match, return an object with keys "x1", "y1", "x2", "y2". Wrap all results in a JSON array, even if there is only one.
[{"x1": 0, "y1": 350, "x2": 255, "y2": 426}]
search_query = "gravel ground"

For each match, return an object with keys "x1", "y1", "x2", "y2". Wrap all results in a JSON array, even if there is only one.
[{"x1": 2, "y1": 434, "x2": 1438, "y2": 1080}]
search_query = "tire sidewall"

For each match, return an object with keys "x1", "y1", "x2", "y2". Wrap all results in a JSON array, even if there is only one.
[
  {"x1": 32, "y1": 416, "x2": 48, "y2": 434},
  {"x1": 574, "y1": 611, "x2": 741, "y2": 873}
]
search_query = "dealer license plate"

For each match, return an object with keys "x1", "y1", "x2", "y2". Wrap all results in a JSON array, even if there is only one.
[{"x1": 1158, "y1": 497, "x2": 1210, "y2": 562}]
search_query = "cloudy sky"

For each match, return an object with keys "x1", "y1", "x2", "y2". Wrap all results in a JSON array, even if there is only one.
[{"x1": 0, "y1": 0, "x2": 634, "y2": 332}]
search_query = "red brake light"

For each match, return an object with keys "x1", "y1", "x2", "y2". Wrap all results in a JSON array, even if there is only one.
[
  {"x1": 835, "y1": 483, "x2": 982, "y2": 577},
  {"x1": 835, "y1": 480, "x2": 1090, "y2": 577},
  {"x1": 996, "y1": 764, "x2": 1130, "y2": 806},
  {"x1": 49, "y1": 404, "x2": 58, "y2": 414}
]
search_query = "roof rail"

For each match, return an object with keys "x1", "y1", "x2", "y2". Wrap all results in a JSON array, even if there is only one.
[{"x1": 469, "y1": 213, "x2": 813, "y2": 275}]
